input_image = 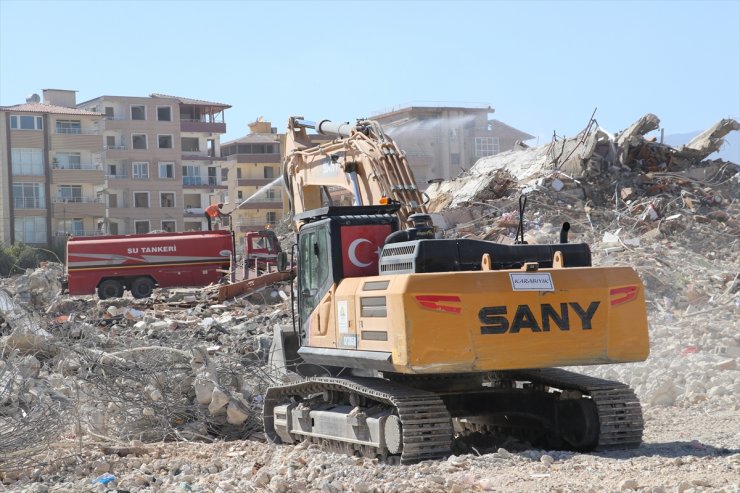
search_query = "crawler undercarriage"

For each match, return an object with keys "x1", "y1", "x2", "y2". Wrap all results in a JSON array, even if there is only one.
[{"x1": 264, "y1": 368, "x2": 643, "y2": 464}]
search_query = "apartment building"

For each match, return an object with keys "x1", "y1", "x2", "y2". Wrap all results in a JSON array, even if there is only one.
[
  {"x1": 77, "y1": 93, "x2": 230, "y2": 234},
  {"x1": 221, "y1": 118, "x2": 283, "y2": 248},
  {"x1": 0, "y1": 90, "x2": 105, "y2": 246},
  {"x1": 371, "y1": 104, "x2": 534, "y2": 189}
]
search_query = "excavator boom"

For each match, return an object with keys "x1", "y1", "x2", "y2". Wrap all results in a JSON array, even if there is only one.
[{"x1": 283, "y1": 117, "x2": 427, "y2": 228}]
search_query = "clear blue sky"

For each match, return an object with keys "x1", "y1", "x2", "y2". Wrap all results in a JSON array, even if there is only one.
[{"x1": 1, "y1": 0, "x2": 738, "y2": 150}]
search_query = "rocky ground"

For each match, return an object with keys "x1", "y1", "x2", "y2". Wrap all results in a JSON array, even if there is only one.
[{"x1": 1, "y1": 122, "x2": 738, "y2": 492}]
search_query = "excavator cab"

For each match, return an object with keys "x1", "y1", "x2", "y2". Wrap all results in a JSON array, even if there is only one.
[{"x1": 295, "y1": 205, "x2": 399, "y2": 341}]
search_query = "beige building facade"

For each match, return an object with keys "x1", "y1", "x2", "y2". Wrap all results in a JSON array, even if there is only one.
[
  {"x1": 221, "y1": 119, "x2": 283, "y2": 248},
  {"x1": 77, "y1": 93, "x2": 230, "y2": 235},
  {"x1": 1, "y1": 89, "x2": 104, "y2": 247},
  {"x1": 371, "y1": 105, "x2": 534, "y2": 189},
  {"x1": 0, "y1": 89, "x2": 230, "y2": 248}
]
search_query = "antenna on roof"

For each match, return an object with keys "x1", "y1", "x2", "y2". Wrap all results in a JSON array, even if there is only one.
[{"x1": 26, "y1": 93, "x2": 41, "y2": 103}]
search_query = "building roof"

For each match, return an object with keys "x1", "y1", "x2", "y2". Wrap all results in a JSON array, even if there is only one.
[
  {"x1": 0, "y1": 102, "x2": 102, "y2": 116},
  {"x1": 490, "y1": 119, "x2": 536, "y2": 141},
  {"x1": 149, "y1": 93, "x2": 231, "y2": 109}
]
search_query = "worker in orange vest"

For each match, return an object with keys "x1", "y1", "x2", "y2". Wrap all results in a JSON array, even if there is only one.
[{"x1": 205, "y1": 203, "x2": 229, "y2": 231}]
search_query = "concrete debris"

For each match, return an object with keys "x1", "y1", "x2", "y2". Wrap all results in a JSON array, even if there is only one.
[
  {"x1": 427, "y1": 113, "x2": 739, "y2": 209},
  {"x1": 0, "y1": 111, "x2": 738, "y2": 490}
]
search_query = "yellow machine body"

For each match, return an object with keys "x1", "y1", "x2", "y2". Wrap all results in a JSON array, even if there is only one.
[{"x1": 304, "y1": 266, "x2": 649, "y2": 373}]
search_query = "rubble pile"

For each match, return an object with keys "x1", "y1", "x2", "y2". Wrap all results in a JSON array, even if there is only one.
[
  {"x1": 1, "y1": 272, "x2": 293, "y2": 473},
  {"x1": 0, "y1": 113, "x2": 738, "y2": 491}
]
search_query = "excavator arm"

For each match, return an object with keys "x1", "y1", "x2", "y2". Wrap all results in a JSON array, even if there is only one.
[{"x1": 283, "y1": 117, "x2": 427, "y2": 228}]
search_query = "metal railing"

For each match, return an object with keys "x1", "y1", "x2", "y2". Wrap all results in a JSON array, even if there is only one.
[
  {"x1": 180, "y1": 118, "x2": 224, "y2": 123},
  {"x1": 54, "y1": 128, "x2": 99, "y2": 135},
  {"x1": 54, "y1": 230, "x2": 106, "y2": 237},
  {"x1": 105, "y1": 173, "x2": 128, "y2": 179},
  {"x1": 53, "y1": 196, "x2": 104, "y2": 204},
  {"x1": 183, "y1": 177, "x2": 222, "y2": 186},
  {"x1": 104, "y1": 145, "x2": 128, "y2": 151},
  {"x1": 52, "y1": 163, "x2": 102, "y2": 170},
  {"x1": 13, "y1": 198, "x2": 45, "y2": 209},
  {"x1": 238, "y1": 196, "x2": 282, "y2": 203}
]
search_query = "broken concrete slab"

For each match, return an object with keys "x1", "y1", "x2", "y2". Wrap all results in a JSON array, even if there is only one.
[{"x1": 675, "y1": 118, "x2": 740, "y2": 163}]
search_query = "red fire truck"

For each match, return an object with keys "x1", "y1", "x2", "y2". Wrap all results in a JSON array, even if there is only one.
[
  {"x1": 64, "y1": 230, "x2": 235, "y2": 299},
  {"x1": 243, "y1": 230, "x2": 281, "y2": 278}
]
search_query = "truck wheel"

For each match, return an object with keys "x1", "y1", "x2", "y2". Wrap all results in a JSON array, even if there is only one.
[
  {"x1": 130, "y1": 277, "x2": 155, "y2": 299},
  {"x1": 98, "y1": 279, "x2": 124, "y2": 299}
]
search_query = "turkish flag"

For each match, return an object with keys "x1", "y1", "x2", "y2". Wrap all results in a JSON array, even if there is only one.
[{"x1": 340, "y1": 224, "x2": 393, "y2": 278}]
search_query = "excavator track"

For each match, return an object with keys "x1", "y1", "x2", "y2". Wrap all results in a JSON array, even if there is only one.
[
  {"x1": 505, "y1": 368, "x2": 644, "y2": 449},
  {"x1": 264, "y1": 377, "x2": 453, "y2": 464},
  {"x1": 264, "y1": 369, "x2": 642, "y2": 462}
]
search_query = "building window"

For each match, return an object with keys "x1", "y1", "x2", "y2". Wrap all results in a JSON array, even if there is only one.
[
  {"x1": 54, "y1": 152, "x2": 82, "y2": 169},
  {"x1": 182, "y1": 165, "x2": 200, "y2": 186},
  {"x1": 133, "y1": 192, "x2": 149, "y2": 208},
  {"x1": 158, "y1": 135, "x2": 173, "y2": 149},
  {"x1": 106, "y1": 135, "x2": 116, "y2": 148},
  {"x1": 60, "y1": 218, "x2": 84, "y2": 236},
  {"x1": 236, "y1": 168, "x2": 242, "y2": 179},
  {"x1": 182, "y1": 137, "x2": 200, "y2": 152},
  {"x1": 11, "y1": 148, "x2": 43, "y2": 175},
  {"x1": 15, "y1": 216, "x2": 47, "y2": 243},
  {"x1": 450, "y1": 153, "x2": 461, "y2": 166},
  {"x1": 159, "y1": 162, "x2": 175, "y2": 178},
  {"x1": 131, "y1": 105, "x2": 146, "y2": 120},
  {"x1": 264, "y1": 166, "x2": 275, "y2": 179},
  {"x1": 160, "y1": 192, "x2": 175, "y2": 208},
  {"x1": 184, "y1": 221, "x2": 202, "y2": 232},
  {"x1": 135, "y1": 221, "x2": 150, "y2": 234},
  {"x1": 161, "y1": 220, "x2": 176, "y2": 232},
  {"x1": 56, "y1": 120, "x2": 82, "y2": 134},
  {"x1": 132, "y1": 134, "x2": 147, "y2": 149},
  {"x1": 57, "y1": 185, "x2": 83, "y2": 202},
  {"x1": 237, "y1": 190, "x2": 243, "y2": 200},
  {"x1": 108, "y1": 193, "x2": 118, "y2": 208},
  {"x1": 132, "y1": 162, "x2": 149, "y2": 179},
  {"x1": 13, "y1": 183, "x2": 45, "y2": 209},
  {"x1": 157, "y1": 106, "x2": 172, "y2": 122},
  {"x1": 10, "y1": 115, "x2": 43, "y2": 130},
  {"x1": 266, "y1": 211, "x2": 277, "y2": 225},
  {"x1": 475, "y1": 137, "x2": 500, "y2": 157},
  {"x1": 104, "y1": 107, "x2": 114, "y2": 118},
  {"x1": 265, "y1": 189, "x2": 276, "y2": 200}
]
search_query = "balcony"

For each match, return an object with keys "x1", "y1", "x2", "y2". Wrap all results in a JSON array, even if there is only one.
[
  {"x1": 235, "y1": 197, "x2": 283, "y2": 210},
  {"x1": 54, "y1": 128, "x2": 99, "y2": 135},
  {"x1": 51, "y1": 163, "x2": 104, "y2": 184},
  {"x1": 183, "y1": 177, "x2": 227, "y2": 189},
  {"x1": 105, "y1": 173, "x2": 129, "y2": 180},
  {"x1": 51, "y1": 131, "x2": 100, "y2": 149},
  {"x1": 184, "y1": 207, "x2": 205, "y2": 216},
  {"x1": 232, "y1": 153, "x2": 281, "y2": 164},
  {"x1": 180, "y1": 119, "x2": 226, "y2": 134},
  {"x1": 182, "y1": 151, "x2": 226, "y2": 162},
  {"x1": 13, "y1": 198, "x2": 45, "y2": 210},
  {"x1": 52, "y1": 197, "x2": 106, "y2": 216},
  {"x1": 54, "y1": 230, "x2": 106, "y2": 238},
  {"x1": 237, "y1": 178, "x2": 278, "y2": 187}
]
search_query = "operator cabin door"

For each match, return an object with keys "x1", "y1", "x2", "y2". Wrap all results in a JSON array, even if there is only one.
[{"x1": 298, "y1": 221, "x2": 342, "y2": 349}]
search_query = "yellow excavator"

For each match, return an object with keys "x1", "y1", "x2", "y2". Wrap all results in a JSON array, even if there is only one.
[{"x1": 264, "y1": 117, "x2": 649, "y2": 463}]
